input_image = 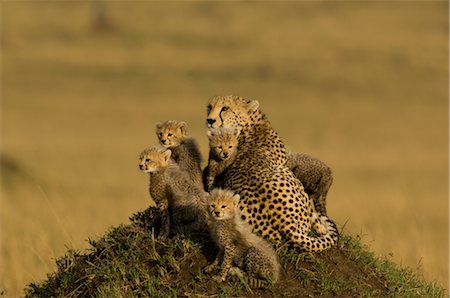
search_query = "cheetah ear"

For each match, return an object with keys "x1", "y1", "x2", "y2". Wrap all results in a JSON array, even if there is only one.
[
  {"x1": 179, "y1": 121, "x2": 188, "y2": 137},
  {"x1": 232, "y1": 128, "x2": 241, "y2": 137},
  {"x1": 247, "y1": 100, "x2": 259, "y2": 113},
  {"x1": 162, "y1": 149, "x2": 172, "y2": 163},
  {"x1": 155, "y1": 122, "x2": 162, "y2": 130}
]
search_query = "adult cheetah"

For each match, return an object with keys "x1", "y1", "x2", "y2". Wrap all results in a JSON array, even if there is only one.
[{"x1": 206, "y1": 95, "x2": 339, "y2": 252}]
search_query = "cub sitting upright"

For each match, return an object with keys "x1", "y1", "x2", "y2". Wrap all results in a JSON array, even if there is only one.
[
  {"x1": 156, "y1": 120, "x2": 203, "y2": 187},
  {"x1": 203, "y1": 127, "x2": 240, "y2": 191},
  {"x1": 139, "y1": 146, "x2": 209, "y2": 237},
  {"x1": 205, "y1": 188, "x2": 280, "y2": 288}
]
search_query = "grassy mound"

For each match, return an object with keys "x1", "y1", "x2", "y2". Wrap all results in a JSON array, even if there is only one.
[{"x1": 25, "y1": 207, "x2": 446, "y2": 297}]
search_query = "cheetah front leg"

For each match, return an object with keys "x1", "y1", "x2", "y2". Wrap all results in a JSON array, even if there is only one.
[
  {"x1": 205, "y1": 175, "x2": 215, "y2": 192},
  {"x1": 214, "y1": 246, "x2": 233, "y2": 282},
  {"x1": 202, "y1": 165, "x2": 215, "y2": 192},
  {"x1": 157, "y1": 200, "x2": 170, "y2": 238},
  {"x1": 204, "y1": 250, "x2": 223, "y2": 274}
]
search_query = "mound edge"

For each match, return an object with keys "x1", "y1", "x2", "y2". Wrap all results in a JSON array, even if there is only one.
[{"x1": 24, "y1": 207, "x2": 445, "y2": 297}]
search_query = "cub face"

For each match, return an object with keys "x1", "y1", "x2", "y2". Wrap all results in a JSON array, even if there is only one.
[
  {"x1": 208, "y1": 188, "x2": 240, "y2": 221},
  {"x1": 207, "y1": 127, "x2": 240, "y2": 161},
  {"x1": 139, "y1": 147, "x2": 172, "y2": 173},
  {"x1": 155, "y1": 120, "x2": 188, "y2": 148}
]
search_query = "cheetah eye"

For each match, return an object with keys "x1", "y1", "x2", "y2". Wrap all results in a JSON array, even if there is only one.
[
  {"x1": 228, "y1": 145, "x2": 233, "y2": 149},
  {"x1": 221, "y1": 205, "x2": 226, "y2": 209},
  {"x1": 221, "y1": 106, "x2": 229, "y2": 113},
  {"x1": 145, "y1": 158, "x2": 150, "y2": 162},
  {"x1": 168, "y1": 133, "x2": 173, "y2": 137},
  {"x1": 210, "y1": 204, "x2": 215, "y2": 208},
  {"x1": 218, "y1": 146, "x2": 223, "y2": 149},
  {"x1": 158, "y1": 133, "x2": 163, "y2": 137}
]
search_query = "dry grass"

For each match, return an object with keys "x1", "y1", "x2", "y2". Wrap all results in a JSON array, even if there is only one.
[{"x1": 1, "y1": 2, "x2": 448, "y2": 296}]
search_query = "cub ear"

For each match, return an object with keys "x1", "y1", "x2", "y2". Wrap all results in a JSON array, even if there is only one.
[
  {"x1": 155, "y1": 122, "x2": 162, "y2": 130},
  {"x1": 232, "y1": 193, "x2": 241, "y2": 205},
  {"x1": 179, "y1": 121, "x2": 188, "y2": 137},
  {"x1": 232, "y1": 128, "x2": 241, "y2": 137},
  {"x1": 247, "y1": 99, "x2": 259, "y2": 113},
  {"x1": 162, "y1": 149, "x2": 172, "y2": 163}
]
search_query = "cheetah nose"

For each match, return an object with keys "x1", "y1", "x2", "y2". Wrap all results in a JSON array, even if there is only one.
[
  {"x1": 161, "y1": 139, "x2": 167, "y2": 145},
  {"x1": 207, "y1": 118, "x2": 216, "y2": 126},
  {"x1": 214, "y1": 211, "x2": 221, "y2": 216},
  {"x1": 139, "y1": 165, "x2": 144, "y2": 170}
]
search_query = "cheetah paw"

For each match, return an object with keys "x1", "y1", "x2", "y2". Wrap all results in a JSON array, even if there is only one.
[
  {"x1": 212, "y1": 275, "x2": 226, "y2": 283},
  {"x1": 203, "y1": 264, "x2": 216, "y2": 274}
]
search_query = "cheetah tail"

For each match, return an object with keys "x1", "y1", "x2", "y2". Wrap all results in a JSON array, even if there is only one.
[
  {"x1": 315, "y1": 216, "x2": 339, "y2": 250},
  {"x1": 229, "y1": 267, "x2": 273, "y2": 289},
  {"x1": 291, "y1": 216, "x2": 339, "y2": 252},
  {"x1": 244, "y1": 276, "x2": 270, "y2": 289}
]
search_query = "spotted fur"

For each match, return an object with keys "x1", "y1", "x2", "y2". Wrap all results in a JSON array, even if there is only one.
[{"x1": 205, "y1": 95, "x2": 339, "y2": 252}]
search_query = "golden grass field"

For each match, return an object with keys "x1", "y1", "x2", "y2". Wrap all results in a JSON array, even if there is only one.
[{"x1": 1, "y1": 2, "x2": 448, "y2": 296}]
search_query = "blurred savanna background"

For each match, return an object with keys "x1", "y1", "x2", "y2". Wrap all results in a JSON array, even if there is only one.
[{"x1": 1, "y1": 1, "x2": 448, "y2": 295}]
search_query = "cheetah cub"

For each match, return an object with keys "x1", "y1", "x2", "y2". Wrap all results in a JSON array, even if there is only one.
[
  {"x1": 156, "y1": 120, "x2": 203, "y2": 187},
  {"x1": 139, "y1": 147, "x2": 209, "y2": 237},
  {"x1": 205, "y1": 188, "x2": 280, "y2": 288},
  {"x1": 286, "y1": 151, "x2": 333, "y2": 216},
  {"x1": 203, "y1": 127, "x2": 240, "y2": 191}
]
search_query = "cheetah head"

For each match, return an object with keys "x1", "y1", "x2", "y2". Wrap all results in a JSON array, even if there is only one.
[
  {"x1": 206, "y1": 95, "x2": 260, "y2": 130},
  {"x1": 138, "y1": 147, "x2": 171, "y2": 173},
  {"x1": 206, "y1": 127, "x2": 240, "y2": 161},
  {"x1": 208, "y1": 188, "x2": 240, "y2": 221},
  {"x1": 155, "y1": 120, "x2": 188, "y2": 148}
]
